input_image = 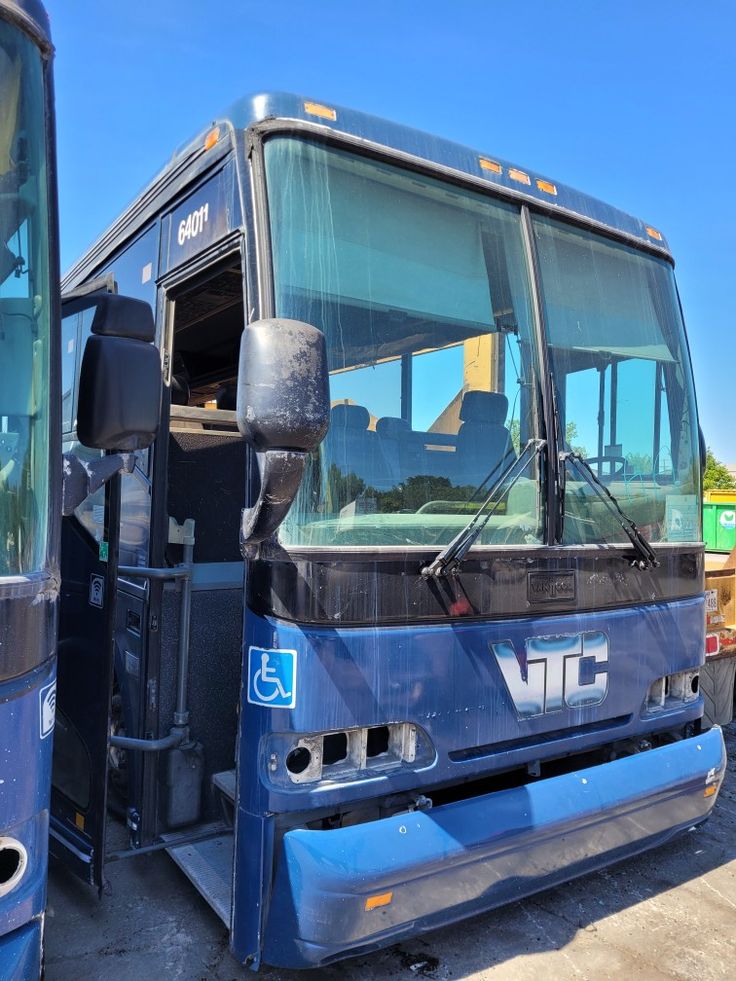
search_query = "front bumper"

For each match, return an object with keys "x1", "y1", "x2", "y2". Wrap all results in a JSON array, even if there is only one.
[
  {"x1": 263, "y1": 726, "x2": 726, "y2": 968},
  {"x1": 0, "y1": 919, "x2": 43, "y2": 980}
]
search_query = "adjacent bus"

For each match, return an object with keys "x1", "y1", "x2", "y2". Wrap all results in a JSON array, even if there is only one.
[
  {"x1": 0, "y1": 5, "x2": 161, "y2": 974},
  {"x1": 0, "y1": 2, "x2": 57, "y2": 973},
  {"x1": 56, "y1": 93, "x2": 726, "y2": 970}
]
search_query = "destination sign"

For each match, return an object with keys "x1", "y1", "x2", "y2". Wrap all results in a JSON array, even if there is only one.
[{"x1": 162, "y1": 160, "x2": 240, "y2": 272}]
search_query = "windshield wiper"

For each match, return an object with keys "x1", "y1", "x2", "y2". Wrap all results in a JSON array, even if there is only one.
[
  {"x1": 422, "y1": 439, "x2": 546, "y2": 578},
  {"x1": 561, "y1": 451, "x2": 659, "y2": 570}
]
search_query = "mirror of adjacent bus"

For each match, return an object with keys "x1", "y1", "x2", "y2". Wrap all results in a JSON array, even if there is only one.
[
  {"x1": 75, "y1": 293, "x2": 160, "y2": 450},
  {"x1": 236, "y1": 317, "x2": 330, "y2": 546},
  {"x1": 61, "y1": 293, "x2": 161, "y2": 513}
]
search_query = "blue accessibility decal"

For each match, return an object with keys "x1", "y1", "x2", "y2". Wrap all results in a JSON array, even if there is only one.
[{"x1": 247, "y1": 646, "x2": 298, "y2": 709}]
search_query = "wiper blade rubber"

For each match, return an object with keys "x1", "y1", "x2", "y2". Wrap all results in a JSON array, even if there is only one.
[{"x1": 562, "y1": 451, "x2": 659, "y2": 570}]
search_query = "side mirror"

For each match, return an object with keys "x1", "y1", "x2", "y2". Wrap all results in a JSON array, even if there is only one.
[
  {"x1": 61, "y1": 293, "x2": 162, "y2": 515},
  {"x1": 237, "y1": 318, "x2": 330, "y2": 547},
  {"x1": 73, "y1": 293, "x2": 161, "y2": 451}
]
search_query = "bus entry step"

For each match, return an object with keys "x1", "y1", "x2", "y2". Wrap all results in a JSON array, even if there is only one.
[
  {"x1": 212, "y1": 769, "x2": 236, "y2": 802},
  {"x1": 167, "y1": 834, "x2": 234, "y2": 926}
]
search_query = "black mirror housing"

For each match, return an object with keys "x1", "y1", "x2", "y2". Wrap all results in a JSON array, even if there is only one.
[
  {"x1": 77, "y1": 334, "x2": 161, "y2": 451},
  {"x1": 89, "y1": 292, "x2": 156, "y2": 341},
  {"x1": 236, "y1": 319, "x2": 330, "y2": 549},
  {"x1": 237, "y1": 318, "x2": 330, "y2": 452},
  {"x1": 65, "y1": 291, "x2": 161, "y2": 452}
]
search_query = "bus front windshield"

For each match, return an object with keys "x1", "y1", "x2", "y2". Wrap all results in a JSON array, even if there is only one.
[
  {"x1": 533, "y1": 217, "x2": 700, "y2": 546},
  {"x1": 0, "y1": 21, "x2": 51, "y2": 575},
  {"x1": 265, "y1": 137, "x2": 700, "y2": 551},
  {"x1": 265, "y1": 137, "x2": 544, "y2": 548}
]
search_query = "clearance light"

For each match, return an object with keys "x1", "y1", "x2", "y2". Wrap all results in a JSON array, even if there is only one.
[
  {"x1": 704, "y1": 785, "x2": 717, "y2": 798},
  {"x1": 365, "y1": 891, "x2": 393, "y2": 911},
  {"x1": 479, "y1": 157, "x2": 502, "y2": 175},
  {"x1": 705, "y1": 633, "x2": 720, "y2": 657},
  {"x1": 304, "y1": 101, "x2": 337, "y2": 121},
  {"x1": 646, "y1": 226, "x2": 663, "y2": 241},
  {"x1": 203, "y1": 127, "x2": 220, "y2": 151},
  {"x1": 536, "y1": 178, "x2": 558, "y2": 195},
  {"x1": 508, "y1": 168, "x2": 531, "y2": 185}
]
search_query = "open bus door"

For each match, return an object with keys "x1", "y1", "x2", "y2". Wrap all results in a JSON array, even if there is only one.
[{"x1": 50, "y1": 288, "x2": 161, "y2": 888}]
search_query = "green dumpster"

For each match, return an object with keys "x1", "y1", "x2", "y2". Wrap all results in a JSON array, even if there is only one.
[{"x1": 703, "y1": 502, "x2": 736, "y2": 552}]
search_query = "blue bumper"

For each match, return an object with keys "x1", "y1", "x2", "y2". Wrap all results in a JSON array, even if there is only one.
[
  {"x1": 264, "y1": 726, "x2": 726, "y2": 968},
  {"x1": 0, "y1": 920, "x2": 43, "y2": 980}
]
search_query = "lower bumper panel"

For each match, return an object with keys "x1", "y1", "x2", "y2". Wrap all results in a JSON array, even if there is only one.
[
  {"x1": 0, "y1": 919, "x2": 43, "y2": 980},
  {"x1": 263, "y1": 726, "x2": 726, "y2": 968}
]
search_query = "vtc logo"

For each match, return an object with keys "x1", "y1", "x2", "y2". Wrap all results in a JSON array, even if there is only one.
[{"x1": 491, "y1": 631, "x2": 609, "y2": 719}]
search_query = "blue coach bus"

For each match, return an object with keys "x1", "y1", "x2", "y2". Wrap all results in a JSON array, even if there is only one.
[
  {"x1": 56, "y1": 93, "x2": 725, "y2": 970},
  {"x1": 0, "y1": 2, "x2": 57, "y2": 972},
  {"x1": 0, "y1": 4, "x2": 160, "y2": 973}
]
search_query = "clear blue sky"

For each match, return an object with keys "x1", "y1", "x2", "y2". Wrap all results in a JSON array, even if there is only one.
[{"x1": 46, "y1": 0, "x2": 735, "y2": 463}]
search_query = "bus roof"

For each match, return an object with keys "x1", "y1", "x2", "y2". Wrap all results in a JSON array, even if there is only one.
[
  {"x1": 63, "y1": 90, "x2": 671, "y2": 288},
  {"x1": 0, "y1": 0, "x2": 52, "y2": 51},
  {"x1": 206, "y1": 92, "x2": 671, "y2": 256}
]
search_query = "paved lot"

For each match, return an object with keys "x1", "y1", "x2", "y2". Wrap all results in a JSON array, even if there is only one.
[{"x1": 46, "y1": 724, "x2": 736, "y2": 981}]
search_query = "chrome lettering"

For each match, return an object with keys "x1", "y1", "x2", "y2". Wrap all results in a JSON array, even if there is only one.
[{"x1": 491, "y1": 631, "x2": 609, "y2": 719}]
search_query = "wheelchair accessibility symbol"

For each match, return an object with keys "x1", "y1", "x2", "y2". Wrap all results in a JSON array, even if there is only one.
[{"x1": 247, "y1": 646, "x2": 297, "y2": 709}]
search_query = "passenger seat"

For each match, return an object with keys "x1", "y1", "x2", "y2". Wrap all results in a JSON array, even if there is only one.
[
  {"x1": 455, "y1": 390, "x2": 515, "y2": 488},
  {"x1": 375, "y1": 416, "x2": 411, "y2": 485},
  {"x1": 325, "y1": 404, "x2": 391, "y2": 489}
]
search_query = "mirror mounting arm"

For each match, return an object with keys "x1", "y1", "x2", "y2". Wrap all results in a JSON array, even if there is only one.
[
  {"x1": 240, "y1": 449, "x2": 307, "y2": 555},
  {"x1": 61, "y1": 451, "x2": 135, "y2": 516}
]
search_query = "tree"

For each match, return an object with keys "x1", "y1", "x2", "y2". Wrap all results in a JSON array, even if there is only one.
[
  {"x1": 508, "y1": 418, "x2": 587, "y2": 457},
  {"x1": 703, "y1": 448, "x2": 736, "y2": 491}
]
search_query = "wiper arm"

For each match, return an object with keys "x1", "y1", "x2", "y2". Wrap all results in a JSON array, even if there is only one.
[
  {"x1": 422, "y1": 439, "x2": 546, "y2": 578},
  {"x1": 561, "y1": 451, "x2": 659, "y2": 570}
]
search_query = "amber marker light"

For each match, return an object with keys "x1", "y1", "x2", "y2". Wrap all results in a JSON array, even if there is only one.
[
  {"x1": 704, "y1": 785, "x2": 717, "y2": 798},
  {"x1": 536, "y1": 178, "x2": 558, "y2": 195},
  {"x1": 479, "y1": 157, "x2": 502, "y2": 175},
  {"x1": 508, "y1": 168, "x2": 531, "y2": 185},
  {"x1": 304, "y1": 101, "x2": 337, "y2": 121},
  {"x1": 204, "y1": 127, "x2": 220, "y2": 151},
  {"x1": 365, "y1": 891, "x2": 393, "y2": 911},
  {"x1": 646, "y1": 226, "x2": 663, "y2": 241}
]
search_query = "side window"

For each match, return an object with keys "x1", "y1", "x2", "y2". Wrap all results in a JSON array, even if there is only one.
[
  {"x1": 563, "y1": 366, "x2": 598, "y2": 458},
  {"x1": 657, "y1": 374, "x2": 673, "y2": 480},
  {"x1": 563, "y1": 359, "x2": 665, "y2": 480},
  {"x1": 329, "y1": 359, "x2": 401, "y2": 424},
  {"x1": 615, "y1": 359, "x2": 656, "y2": 477},
  {"x1": 412, "y1": 346, "x2": 463, "y2": 431},
  {"x1": 98, "y1": 225, "x2": 159, "y2": 312}
]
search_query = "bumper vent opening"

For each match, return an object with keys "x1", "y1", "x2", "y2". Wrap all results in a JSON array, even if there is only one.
[
  {"x1": 0, "y1": 838, "x2": 27, "y2": 897},
  {"x1": 366, "y1": 726, "x2": 390, "y2": 759},
  {"x1": 323, "y1": 732, "x2": 348, "y2": 766}
]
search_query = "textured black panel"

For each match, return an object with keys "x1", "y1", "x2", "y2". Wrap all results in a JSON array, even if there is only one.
[
  {"x1": 249, "y1": 546, "x2": 703, "y2": 626},
  {"x1": 167, "y1": 432, "x2": 246, "y2": 563},
  {"x1": 158, "y1": 585, "x2": 242, "y2": 825}
]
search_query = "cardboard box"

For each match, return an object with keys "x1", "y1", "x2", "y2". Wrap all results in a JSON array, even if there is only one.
[{"x1": 704, "y1": 568, "x2": 736, "y2": 629}]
